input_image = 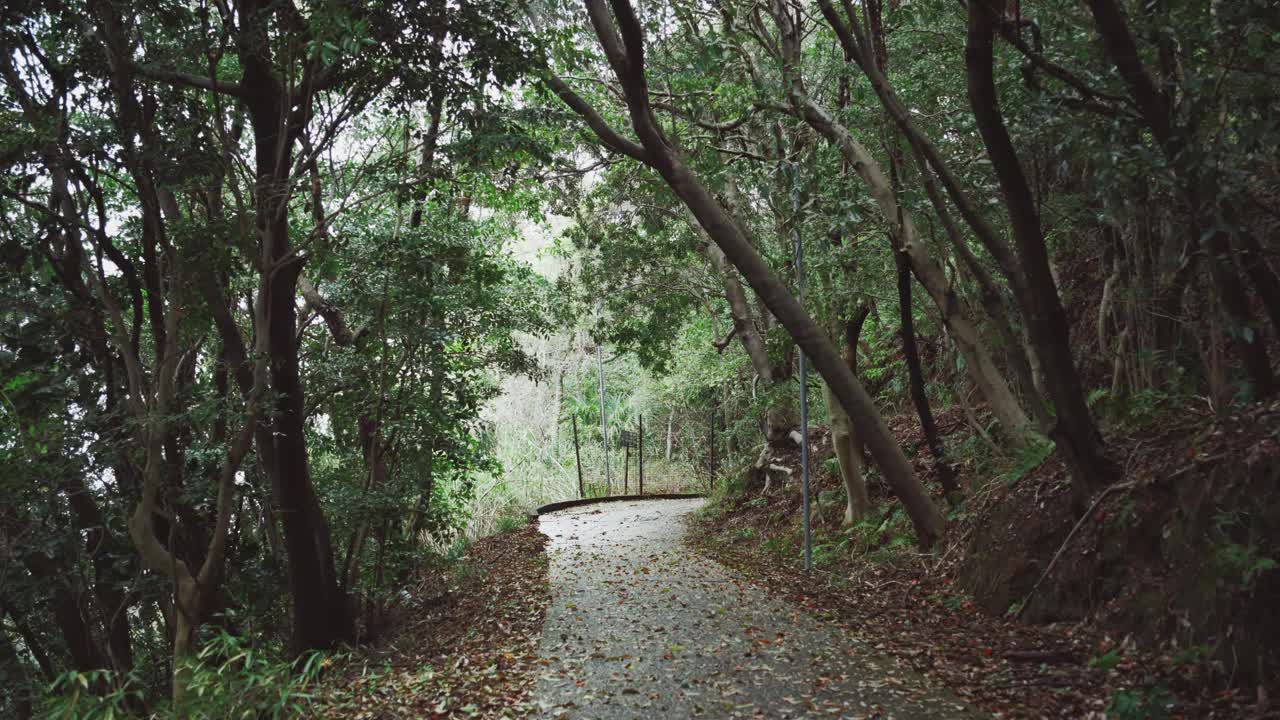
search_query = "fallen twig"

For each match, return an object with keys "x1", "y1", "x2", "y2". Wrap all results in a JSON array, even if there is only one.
[{"x1": 1016, "y1": 480, "x2": 1138, "y2": 618}]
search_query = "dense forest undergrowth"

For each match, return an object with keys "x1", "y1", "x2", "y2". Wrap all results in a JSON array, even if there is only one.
[{"x1": 4, "y1": 0, "x2": 1280, "y2": 717}]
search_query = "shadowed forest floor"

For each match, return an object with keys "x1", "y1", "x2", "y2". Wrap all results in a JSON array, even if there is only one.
[
  {"x1": 304, "y1": 401, "x2": 1280, "y2": 719},
  {"x1": 311, "y1": 477, "x2": 1274, "y2": 719},
  {"x1": 312, "y1": 526, "x2": 549, "y2": 718},
  {"x1": 690, "y1": 403, "x2": 1280, "y2": 720},
  {"x1": 534, "y1": 499, "x2": 976, "y2": 719}
]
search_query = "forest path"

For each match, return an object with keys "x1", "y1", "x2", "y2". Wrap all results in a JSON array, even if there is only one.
[{"x1": 533, "y1": 499, "x2": 981, "y2": 719}]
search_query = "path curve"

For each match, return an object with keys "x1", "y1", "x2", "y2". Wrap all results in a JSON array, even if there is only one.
[{"x1": 534, "y1": 499, "x2": 982, "y2": 719}]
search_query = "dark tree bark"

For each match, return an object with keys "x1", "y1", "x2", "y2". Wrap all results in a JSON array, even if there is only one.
[
  {"x1": 0, "y1": 611, "x2": 34, "y2": 720},
  {"x1": 895, "y1": 251, "x2": 961, "y2": 498},
  {"x1": 704, "y1": 239, "x2": 796, "y2": 446},
  {"x1": 18, "y1": 551, "x2": 108, "y2": 672},
  {"x1": 815, "y1": 0, "x2": 1027, "y2": 297},
  {"x1": 0, "y1": 599, "x2": 55, "y2": 681},
  {"x1": 236, "y1": 0, "x2": 354, "y2": 652},
  {"x1": 1, "y1": 38, "x2": 141, "y2": 678},
  {"x1": 63, "y1": 476, "x2": 134, "y2": 673},
  {"x1": 770, "y1": 2, "x2": 1036, "y2": 447},
  {"x1": 868, "y1": 0, "x2": 961, "y2": 500},
  {"x1": 814, "y1": 0, "x2": 1052, "y2": 425},
  {"x1": 966, "y1": 1, "x2": 1118, "y2": 507}
]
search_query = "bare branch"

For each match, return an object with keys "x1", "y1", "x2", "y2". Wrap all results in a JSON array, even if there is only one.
[
  {"x1": 652, "y1": 101, "x2": 756, "y2": 132},
  {"x1": 298, "y1": 275, "x2": 368, "y2": 347},
  {"x1": 132, "y1": 63, "x2": 248, "y2": 97}
]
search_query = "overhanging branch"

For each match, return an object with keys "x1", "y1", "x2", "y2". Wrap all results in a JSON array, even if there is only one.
[{"x1": 544, "y1": 75, "x2": 650, "y2": 162}]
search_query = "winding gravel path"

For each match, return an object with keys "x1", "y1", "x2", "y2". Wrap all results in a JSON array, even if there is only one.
[{"x1": 533, "y1": 499, "x2": 983, "y2": 719}]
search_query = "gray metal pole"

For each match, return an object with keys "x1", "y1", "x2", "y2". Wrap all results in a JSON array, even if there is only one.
[
  {"x1": 596, "y1": 340, "x2": 612, "y2": 492},
  {"x1": 793, "y1": 170, "x2": 812, "y2": 573},
  {"x1": 800, "y1": 353, "x2": 811, "y2": 571},
  {"x1": 638, "y1": 414, "x2": 644, "y2": 496},
  {"x1": 572, "y1": 415, "x2": 584, "y2": 499}
]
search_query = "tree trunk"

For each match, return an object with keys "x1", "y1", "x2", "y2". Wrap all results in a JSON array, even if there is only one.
[
  {"x1": 343, "y1": 416, "x2": 389, "y2": 593},
  {"x1": 1083, "y1": 0, "x2": 1275, "y2": 396},
  {"x1": 905, "y1": 142, "x2": 1051, "y2": 428},
  {"x1": 69, "y1": 482, "x2": 135, "y2": 675},
  {"x1": 596, "y1": 336, "x2": 612, "y2": 493},
  {"x1": 827, "y1": 304, "x2": 872, "y2": 525},
  {"x1": 169, "y1": 581, "x2": 200, "y2": 708},
  {"x1": 0, "y1": 598, "x2": 55, "y2": 681},
  {"x1": 814, "y1": 0, "x2": 1029, "y2": 299},
  {"x1": 705, "y1": 241, "x2": 773, "y2": 381},
  {"x1": 19, "y1": 550, "x2": 108, "y2": 673},
  {"x1": 573, "y1": 415, "x2": 585, "y2": 498},
  {"x1": 966, "y1": 1, "x2": 1118, "y2": 506},
  {"x1": 665, "y1": 410, "x2": 674, "y2": 461},
  {"x1": 815, "y1": 0, "x2": 1066, "y2": 431},
  {"x1": 862, "y1": 4, "x2": 963, "y2": 500},
  {"x1": 0, "y1": 610, "x2": 34, "y2": 720},
  {"x1": 704, "y1": 239, "x2": 795, "y2": 444},
  {"x1": 823, "y1": 383, "x2": 868, "y2": 525},
  {"x1": 552, "y1": 0, "x2": 943, "y2": 549},
  {"x1": 896, "y1": 251, "x2": 961, "y2": 498},
  {"x1": 244, "y1": 69, "x2": 353, "y2": 653},
  {"x1": 788, "y1": 92, "x2": 1037, "y2": 448},
  {"x1": 652, "y1": 144, "x2": 944, "y2": 548}
]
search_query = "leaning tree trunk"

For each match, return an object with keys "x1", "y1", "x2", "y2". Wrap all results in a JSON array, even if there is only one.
[
  {"x1": 768, "y1": 2, "x2": 1034, "y2": 447},
  {"x1": 663, "y1": 153, "x2": 947, "y2": 545},
  {"x1": 903, "y1": 139, "x2": 1051, "y2": 428},
  {"x1": 966, "y1": 1, "x2": 1118, "y2": 507},
  {"x1": 824, "y1": 304, "x2": 872, "y2": 525},
  {"x1": 787, "y1": 92, "x2": 1037, "y2": 448},
  {"x1": 814, "y1": 0, "x2": 1056, "y2": 427},
  {"x1": 551, "y1": 0, "x2": 943, "y2": 549},
  {"x1": 704, "y1": 239, "x2": 795, "y2": 446},
  {"x1": 895, "y1": 250, "x2": 961, "y2": 499},
  {"x1": 862, "y1": 0, "x2": 964, "y2": 500}
]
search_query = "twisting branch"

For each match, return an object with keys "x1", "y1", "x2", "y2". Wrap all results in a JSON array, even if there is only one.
[
  {"x1": 298, "y1": 275, "x2": 369, "y2": 347},
  {"x1": 990, "y1": 18, "x2": 1130, "y2": 107},
  {"x1": 815, "y1": 0, "x2": 1027, "y2": 299},
  {"x1": 131, "y1": 63, "x2": 248, "y2": 97},
  {"x1": 652, "y1": 101, "x2": 756, "y2": 132},
  {"x1": 543, "y1": 75, "x2": 650, "y2": 162}
]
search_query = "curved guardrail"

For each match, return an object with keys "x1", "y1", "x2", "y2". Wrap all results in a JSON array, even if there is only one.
[{"x1": 526, "y1": 493, "x2": 706, "y2": 520}]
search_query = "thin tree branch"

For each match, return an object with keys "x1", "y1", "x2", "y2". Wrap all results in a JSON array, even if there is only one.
[{"x1": 543, "y1": 75, "x2": 650, "y2": 162}]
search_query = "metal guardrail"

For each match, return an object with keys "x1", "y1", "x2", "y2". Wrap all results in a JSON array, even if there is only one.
[{"x1": 526, "y1": 493, "x2": 707, "y2": 520}]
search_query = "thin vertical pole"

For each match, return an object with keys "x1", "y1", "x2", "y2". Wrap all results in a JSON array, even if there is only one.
[
  {"x1": 800, "y1": 349, "x2": 812, "y2": 571},
  {"x1": 638, "y1": 414, "x2": 644, "y2": 496},
  {"x1": 572, "y1": 415, "x2": 584, "y2": 499},
  {"x1": 708, "y1": 405, "x2": 716, "y2": 490},
  {"x1": 793, "y1": 163, "x2": 812, "y2": 573},
  {"x1": 665, "y1": 409, "x2": 674, "y2": 461},
  {"x1": 623, "y1": 444, "x2": 630, "y2": 494},
  {"x1": 596, "y1": 341, "x2": 611, "y2": 494}
]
